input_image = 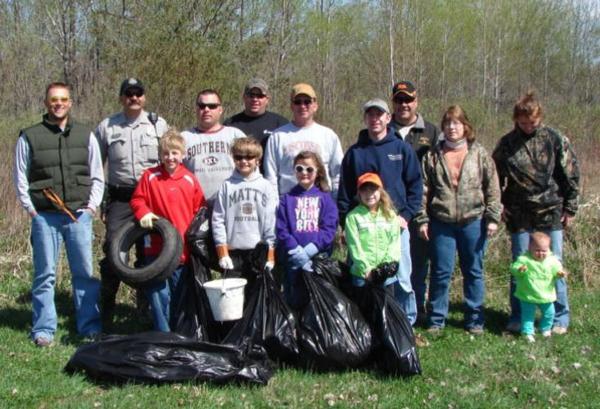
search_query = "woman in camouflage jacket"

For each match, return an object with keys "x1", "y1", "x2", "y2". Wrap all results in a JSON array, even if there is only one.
[
  {"x1": 492, "y1": 92, "x2": 579, "y2": 335},
  {"x1": 415, "y1": 105, "x2": 501, "y2": 334}
]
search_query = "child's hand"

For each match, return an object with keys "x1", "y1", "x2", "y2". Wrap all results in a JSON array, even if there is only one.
[
  {"x1": 557, "y1": 270, "x2": 568, "y2": 278},
  {"x1": 140, "y1": 212, "x2": 159, "y2": 229},
  {"x1": 518, "y1": 265, "x2": 527, "y2": 273}
]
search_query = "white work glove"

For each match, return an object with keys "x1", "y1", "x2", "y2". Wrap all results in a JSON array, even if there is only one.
[
  {"x1": 264, "y1": 261, "x2": 275, "y2": 272},
  {"x1": 219, "y1": 256, "x2": 234, "y2": 270},
  {"x1": 140, "y1": 212, "x2": 159, "y2": 229}
]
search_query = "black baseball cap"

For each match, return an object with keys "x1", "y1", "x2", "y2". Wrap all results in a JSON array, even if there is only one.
[
  {"x1": 119, "y1": 78, "x2": 145, "y2": 96},
  {"x1": 392, "y1": 81, "x2": 417, "y2": 99}
]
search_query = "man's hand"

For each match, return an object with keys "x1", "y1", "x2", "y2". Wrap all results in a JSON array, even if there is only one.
[
  {"x1": 140, "y1": 212, "x2": 159, "y2": 229},
  {"x1": 419, "y1": 224, "x2": 429, "y2": 241},
  {"x1": 487, "y1": 222, "x2": 498, "y2": 237}
]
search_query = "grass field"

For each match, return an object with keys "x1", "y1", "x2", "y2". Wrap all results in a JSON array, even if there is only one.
[{"x1": 1, "y1": 255, "x2": 598, "y2": 409}]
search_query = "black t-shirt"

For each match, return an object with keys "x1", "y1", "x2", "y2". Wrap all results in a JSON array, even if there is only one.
[{"x1": 224, "y1": 111, "x2": 289, "y2": 146}]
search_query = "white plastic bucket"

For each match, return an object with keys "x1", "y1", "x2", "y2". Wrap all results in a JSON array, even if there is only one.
[{"x1": 203, "y1": 278, "x2": 247, "y2": 321}]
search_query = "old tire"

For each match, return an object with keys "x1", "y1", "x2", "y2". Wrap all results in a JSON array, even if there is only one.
[{"x1": 108, "y1": 218, "x2": 183, "y2": 287}]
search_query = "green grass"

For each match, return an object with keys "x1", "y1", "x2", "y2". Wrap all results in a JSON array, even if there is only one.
[{"x1": 1, "y1": 265, "x2": 598, "y2": 409}]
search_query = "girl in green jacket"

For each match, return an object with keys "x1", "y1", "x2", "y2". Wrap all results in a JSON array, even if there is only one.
[{"x1": 345, "y1": 172, "x2": 401, "y2": 288}]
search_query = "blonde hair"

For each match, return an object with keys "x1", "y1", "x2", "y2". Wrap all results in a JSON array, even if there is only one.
[
  {"x1": 358, "y1": 183, "x2": 397, "y2": 220},
  {"x1": 441, "y1": 105, "x2": 475, "y2": 142},
  {"x1": 530, "y1": 231, "x2": 550, "y2": 247},
  {"x1": 159, "y1": 128, "x2": 185, "y2": 155},
  {"x1": 513, "y1": 91, "x2": 543, "y2": 121},
  {"x1": 231, "y1": 137, "x2": 263, "y2": 160},
  {"x1": 293, "y1": 151, "x2": 330, "y2": 192}
]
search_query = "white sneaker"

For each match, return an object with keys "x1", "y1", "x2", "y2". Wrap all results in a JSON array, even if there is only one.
[
  {"x1": 541, "y1": 330, "x2": 552, "y2": 338},
  {"x1": 524, "y1": 334, "x2": 535, "y2": 343}
]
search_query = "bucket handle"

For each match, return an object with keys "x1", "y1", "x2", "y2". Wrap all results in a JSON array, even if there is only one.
[{"x1": 220, "y1": 269, "x2": 228, "y2": 296}]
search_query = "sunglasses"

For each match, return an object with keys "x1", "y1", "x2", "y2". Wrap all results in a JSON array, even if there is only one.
[
  {"x1": 245, "y1": 92, "x2": 267, "y2": 99},
  {"x1": 233, "y1": 154, "x2": 256, "y2": 161},
  {"x1": 196, "y1": 102, "x2": 221, "y2": 110},
  {"x1": 124, "y1": 89, "x2": 144, "y2": 98},
  {"x1": 49, "y1": 96, "x2": 69, "y2": 103},
  {"x1": 295, "y1": 165, "x2": 315, "y2": 174},
  {"x1": 292, "y1": 99, "x2": 313, "y2": 106},
  {"x1": 393, "y1": 97, "x2": 415, "y2": 104}
]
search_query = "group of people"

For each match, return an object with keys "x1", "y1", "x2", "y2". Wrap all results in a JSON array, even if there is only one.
[{"x1": 14, "y1": 76, "x2": 579, "y2": 348}]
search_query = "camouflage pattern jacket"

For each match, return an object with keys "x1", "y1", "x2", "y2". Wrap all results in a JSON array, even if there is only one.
[
  {"x1": 492, "y1": 126, "x2": 579, "y2": 232},
  {"x1": 415, "y1": 141, "x2": 501, "y2": 226}
]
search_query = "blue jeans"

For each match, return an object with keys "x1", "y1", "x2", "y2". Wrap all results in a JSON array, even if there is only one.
[
  {"x1": 144, "y1": 264, "x2": 185, "y2": 332},
  {"x1": 30, "y1": 211, "x2": 101, "y2": 341},
  {"x1": 509, "y1": 229, "x2": 569, "y2": 328},
  {"x1": 520, "y1": 300, "x2": 555, "y2": 335},
  {"x1": 409, "y1": 221, "x2": 430, "y2": 313},
  {"x1": 428, "y1": 218, "x2": 486, "y2": 329}
]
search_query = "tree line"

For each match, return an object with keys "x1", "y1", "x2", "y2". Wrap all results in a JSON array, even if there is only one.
[{"x1": 1, "y1": 0, "x2": 599, "y2": 146}]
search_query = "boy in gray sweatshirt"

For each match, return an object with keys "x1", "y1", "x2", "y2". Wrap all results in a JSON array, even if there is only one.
[{"x1": 212, "y1": 137, "x2": 278, "y2": 291}]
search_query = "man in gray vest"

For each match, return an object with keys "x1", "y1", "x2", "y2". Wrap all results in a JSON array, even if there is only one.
[
  {"x1": 94, "y1": 78, "x2": 168, "y2": 330},
  {"x1": 13, "y1": 82, "x2": 105, "y2": 347}
]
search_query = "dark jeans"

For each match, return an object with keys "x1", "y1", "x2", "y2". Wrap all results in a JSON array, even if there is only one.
[
  {"x1": 99, "y1": 196, "x2": 144, "y2": 328},
  {"x1": 409, "y1": 221, "x2": 430, "y2": 314}
]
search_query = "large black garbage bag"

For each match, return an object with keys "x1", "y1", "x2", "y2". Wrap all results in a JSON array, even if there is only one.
[
  {"x1": 311, "y1": 253, "x2": 344, "y2": 287},
  {"x1": 171, "y1": 253, "x2": 216, "y2": 342},
  {"x1": 223, "y1": 270, "x2": 299, "y2": 362},
  {"x1": 361, "y1": 285, "x2": 422, "y2": 376},
  {"x1": 298, "y1": 269, "x2": 372, "y2": 369},
  {"x1": 65, "y1": 332, "x2": 273, "y2": 385},
  {"x1": 186, "y1": 206, "x2": 217, "y2": 268}
]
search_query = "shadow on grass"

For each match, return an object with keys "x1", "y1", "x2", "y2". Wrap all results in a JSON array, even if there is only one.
[
  {"x1": 444, "y1": 301, "x2": 510, "y2": 335},
  {"x1": 3, "y1": 287, "x2": 152, "y2": 344}
]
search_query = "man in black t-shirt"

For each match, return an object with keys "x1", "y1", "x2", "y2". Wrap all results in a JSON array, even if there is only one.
[{"x1": 224, "y1": 78, "x2": 288, "y2": 172}]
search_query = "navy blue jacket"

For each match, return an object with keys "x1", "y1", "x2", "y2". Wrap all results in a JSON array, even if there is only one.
[{"x1": 338, "y1": 128, "x2": 423, "y2": 226}]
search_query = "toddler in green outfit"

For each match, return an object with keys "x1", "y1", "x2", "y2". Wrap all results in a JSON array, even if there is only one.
[{"x1": 510, "y1": 231, "x2": 567, "y2": 343}]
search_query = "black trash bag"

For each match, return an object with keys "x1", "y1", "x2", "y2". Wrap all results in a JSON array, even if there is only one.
[
  {"x1": 360, "y1": 284, "x2": 422, "y2": 377},
  {"x1": 171, "y1": 253, "x2": 217, "y2": 342},
  {"x1": 186, "y1": 207, "x2": 217, "y2": 267},
  {"x1": 65, "y1": 331, "x2": 273, "y2": 385},
  {"x1": 369, "y1": 261, "x2": 399, "y2": 285},
  {"x1": 223, "y1": 269, "x2": 300, "y2": 362},
  {"x1": 298, "y1": 269, "x2": 372, "y2": 369},
  {"x1": 311, "y1": 253, "x2": 344, "y2": 287}
]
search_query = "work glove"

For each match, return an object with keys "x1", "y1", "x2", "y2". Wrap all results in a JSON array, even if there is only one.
[
  {"x1": 288, "y1": 245, "x2": 309, "y2": 270},
  {"x1": 140, "y1": 212, "x2": 159, "y2": 229},
  {"x1": 264, "y1": 261, "x2": 275, "y2": 272},
  {"x1": 302, "y1": 260, "x2": 313, "y2": 272},
  {"x1": 218, "y1": 256, "x2": 234, "y2": 270},
  {"x1": 303, "y1": 242, "x2": 319, "y2": 258}
]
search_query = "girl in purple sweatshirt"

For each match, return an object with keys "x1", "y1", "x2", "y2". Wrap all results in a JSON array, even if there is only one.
[{"x1": 276, "y1": 151, "x2": 339, "y2": 309}]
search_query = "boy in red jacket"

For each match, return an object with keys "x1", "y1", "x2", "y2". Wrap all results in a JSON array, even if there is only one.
[{"x1": 130, "y1": 129, "x2": 205, "y2": 331}]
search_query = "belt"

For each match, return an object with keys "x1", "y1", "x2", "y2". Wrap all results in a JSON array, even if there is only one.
[{"x1": 108, "y1": 184, "x2": 136, "y2": 202}]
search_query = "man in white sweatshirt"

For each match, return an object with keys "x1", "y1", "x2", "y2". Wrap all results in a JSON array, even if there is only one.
[
  {"x1": 263, "y1": 83, "x2": 343, "y2": 199},
  {"x1": 182, "y1": 89, "x2": 245, "y2": 204}
]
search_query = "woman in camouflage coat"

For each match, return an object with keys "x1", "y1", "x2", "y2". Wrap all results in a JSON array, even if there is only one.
[
  {"x1": 415, "y1": 105, "x2": 501, "y2": 334},
  {"x1": 492, "y1": 92, "x2": 579, "y2": 335}
]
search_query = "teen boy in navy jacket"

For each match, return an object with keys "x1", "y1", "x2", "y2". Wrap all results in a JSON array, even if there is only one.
[{"x1": 338, "y1": 98, "x2": 422, "y2": 325}]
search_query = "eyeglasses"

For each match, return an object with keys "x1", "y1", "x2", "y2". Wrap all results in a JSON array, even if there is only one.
[
  {"x1": 292, "y1": 99, "x2": 313, "y2": 106},
  {"x1": 49, "y1": 96, "x2": 70, "y2": 103},
  {"x1": 124, "y1": 89, "x2": 144, "y2": 98},
  {"x1": 233, "y1": 154, "x2": 256, "y2": 161},
  {"x1": 196, "y1": 102, "x2": 221, "y2": 110},
  {"x1": 295, "y1": 165, "x2": 315, "y2": 174},
  {"x1": 393, "y1": 97, "x2": 415, "y2": 104},
  {"x1": 245, "y1": 92, "x2": 267, "y2": 99}
]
